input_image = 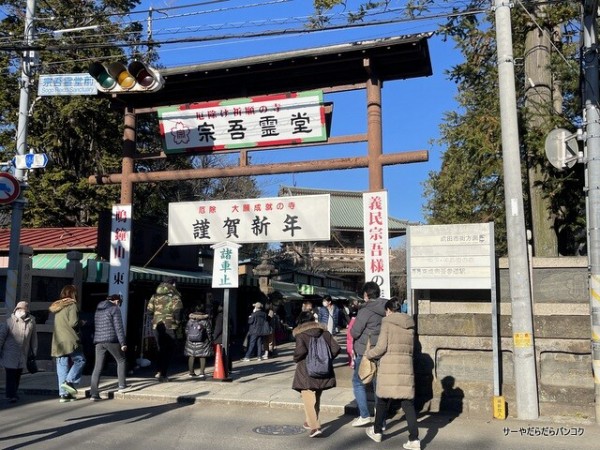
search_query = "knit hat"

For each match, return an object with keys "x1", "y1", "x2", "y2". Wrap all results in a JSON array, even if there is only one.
[{"x1": 14, "y1": 301, "x2": 29, "y2": 312}]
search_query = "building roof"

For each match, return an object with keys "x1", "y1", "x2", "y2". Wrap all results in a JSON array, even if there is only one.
[
  {"x1": 278, "y1": 185, "x2": 416, "y2": 237},
  {"x1": 109, "y1": 34, "x2": 433, "y2": 109},
  {"x1": 0, "y1": 227, "x2": 97, "y2": 252}
]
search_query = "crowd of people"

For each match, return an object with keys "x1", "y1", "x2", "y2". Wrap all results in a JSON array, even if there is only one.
[{"x1": 0, "y1": 280, "x2": 419, "y2": 448}]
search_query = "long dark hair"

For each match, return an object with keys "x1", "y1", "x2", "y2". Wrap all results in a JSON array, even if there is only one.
[{"x1": 296, "y1": 311, "x2": 314, "y2": 325}]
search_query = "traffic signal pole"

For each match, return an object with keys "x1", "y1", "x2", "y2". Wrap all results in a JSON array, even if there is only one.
[
  {"x1": 493, "y1": 0, "x2": 539, "y2": 419},
  {"x1": 5, "y1": 0, "x2": 37, "y2": 312}
]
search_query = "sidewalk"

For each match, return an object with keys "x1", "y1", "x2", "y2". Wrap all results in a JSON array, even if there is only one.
[{"x1": 1, "y1": 339, "x2": 357, "y2": 414}]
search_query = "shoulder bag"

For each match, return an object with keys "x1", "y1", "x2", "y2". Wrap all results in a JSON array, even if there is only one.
[{"x1": 358, "y1": 335, "x2": 376, "y2": 384}]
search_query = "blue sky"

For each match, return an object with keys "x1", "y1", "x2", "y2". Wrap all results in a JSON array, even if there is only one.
[{"x1": 131, "y1": 0, "x2": 464, "y2": 224}]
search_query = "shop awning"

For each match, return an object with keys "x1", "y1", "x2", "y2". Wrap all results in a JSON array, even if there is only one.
[
  {"x1": 33, "y1": 252, "x2": 97, "y2": 270},
  {"x1": 85, "y1": 260, "x2": 211, "y2": 285},
  {"x1": 271, "y1": 280, "x2": 303, "y2": 300},
  {"x1": 328, "y1": 289, "x2": 358, "y2": 301}
]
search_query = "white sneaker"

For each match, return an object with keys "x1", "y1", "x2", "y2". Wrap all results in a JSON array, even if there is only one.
[
  {"x1": 403, "y1": 440, "x2": 421, "y2": 450},
  {"x1": 241, "y1": 357, "x2": 251, "y2": 362},
  {"x1": 366, "y1": 426, "x2": 382, "y2": 442},
  {"x1": 351, "y1": 416, "x2": 373, "y2": 427}
]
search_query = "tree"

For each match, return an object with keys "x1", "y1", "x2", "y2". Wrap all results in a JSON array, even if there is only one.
[
  {"x1": 0, "y1": 0, "x2": 263, "y2": 230},
  {"x1": 314, "y1": 1, "x2": 585, "y2": 256}
]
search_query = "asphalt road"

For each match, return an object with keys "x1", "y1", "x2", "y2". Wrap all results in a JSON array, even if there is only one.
[{"x1": 1, "y1": 395, "x2": 599, "y2": 450}]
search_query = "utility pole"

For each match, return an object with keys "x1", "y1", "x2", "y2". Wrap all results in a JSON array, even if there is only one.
[
  {"x1": 5, "y1": 0, "x2": 37, "y2": 312},
  {"x1": 582, "y1": 0, "x2": 600, "y2": 425},
  {"x1": 524, "y1": 0, "x2": 558, "y2": 256},
  {"x1": 493, "y1": 0, "x2": 539, "y2": 419}
]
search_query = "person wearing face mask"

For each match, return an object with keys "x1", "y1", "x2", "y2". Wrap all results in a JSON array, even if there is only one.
[
  {"x1": 317, "y1": 295, "x2": 339, "y2": 335},
  {"x1": 0, "y1": 301, "x2": 38, "y2": 403}
]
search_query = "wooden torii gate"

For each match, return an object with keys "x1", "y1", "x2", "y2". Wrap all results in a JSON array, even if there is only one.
[{"x1": 88, "y1": 33, "x2": 434, "y2": 203}]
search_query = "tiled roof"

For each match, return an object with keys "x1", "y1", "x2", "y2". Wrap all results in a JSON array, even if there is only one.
[
  {"x1": 0, "y1": 227, "x2": 98, "y2": 251},
  {"x1": 278, "y1": 186, "x2": 416, "y2": 236}
]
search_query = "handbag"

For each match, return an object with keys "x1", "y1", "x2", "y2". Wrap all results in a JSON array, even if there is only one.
[
  {"x1": 358, "y1": 336, "x2": 377, "y2": 384},
  {"x1": 27, "y1": 347, "x2": 38, "y2": 374}
]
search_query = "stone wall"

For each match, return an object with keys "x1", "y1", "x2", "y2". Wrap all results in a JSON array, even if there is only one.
[{"x1": 414, "y1": 257, "x2": 595, "y2": 420}]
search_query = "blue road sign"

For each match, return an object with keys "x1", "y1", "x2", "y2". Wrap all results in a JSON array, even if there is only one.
[{"x1": 13, "y1": 153, "x2": 49, "y2": 170}]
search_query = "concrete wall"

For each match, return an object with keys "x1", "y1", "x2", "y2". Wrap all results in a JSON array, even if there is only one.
[{"x1": 414, "y1": 256, "x2": 595, "y2": 421}]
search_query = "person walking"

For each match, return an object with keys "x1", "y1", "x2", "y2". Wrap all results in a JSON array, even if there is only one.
[
  {"x1": 184, "y1": 305, "x2": 213, "y2": 379},
  {"x1": 349, "y1": 281, "x2": 387, "y2": 426},
  {"x1": 292, "y1": 310, "x2": 341, "y2": 438},
  {"x1": 89, "y1": 294, "x2": 127, "y2": 401},
  {"x1": 50, "y1": 285, "x2": 86, "y2": 403},
  {"x1": 147, "y1": 278, "x2": 183, "y2": 382},
  {"x1": 364, "y1": 299, "x2": 420, "y2": 449},
  {"x1": 0, "y1": 301, "x2": 37, "y2": 403},
  {"x1": 241, "y1": 302, "x2": 270, "y2": 361},
  {"x1": 317, "y1": 295, "x2": 339, "y2": 335}
]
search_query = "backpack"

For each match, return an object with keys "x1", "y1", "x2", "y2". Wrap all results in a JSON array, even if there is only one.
[
  {"x1": 306, "y1": 334, "x2": 332, "y2": 378},
  {"x1": 187, "y1": 320, "x2": 208, "y2": 343}
]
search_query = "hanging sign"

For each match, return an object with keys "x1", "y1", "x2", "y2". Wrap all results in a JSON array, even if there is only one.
[
  {"x1": 169, "y1": 194, "x2": 330, "y2": 245},
  {"x1": 158, "y1": 90, "x2": 327, "y2": 154}
]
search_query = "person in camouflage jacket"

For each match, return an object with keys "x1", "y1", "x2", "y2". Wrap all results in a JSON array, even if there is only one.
[{"x1": 147, "y1": 279, "x2": 183, "y2": 381}]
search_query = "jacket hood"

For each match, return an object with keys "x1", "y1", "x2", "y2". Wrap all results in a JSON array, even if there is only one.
[
  {"x1": 155, "y1": 282, "x2": 180, "y2": 296},
  {"x1": 96, "y1": 300, "x2": 116, "y2": 311},
  {"x1": 292, "y1": 321, "x2": 326, "y2": 338},
  {"x1": 385, "y1": 312, "x2": 415, "y2": 330},
  {"x1": 364, "y1": 297, "x2": 387, "y2": 318},
  {"x1": 49, "y1": 297, "x2": 77, "y2": 313},
  {"x1": 189, "y1": 313, "x2": 209, "y2": 320}
]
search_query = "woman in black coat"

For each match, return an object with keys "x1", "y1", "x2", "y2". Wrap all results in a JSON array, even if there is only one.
[{"x1": 292, "y1": 311, "x2": 341, "y2": 438}]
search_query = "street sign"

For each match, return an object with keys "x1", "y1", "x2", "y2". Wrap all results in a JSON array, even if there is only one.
[
  {"x1": 0, "y1": 172, "x2": 21, "y2": 205},
  {"x1": 38, "y1": 73, "x2": 98, "y2": 96},
  {"x1": 12, "y1": 153, "x2": 49, "y2": 170},
  {"x1": 545, "y1": 128, "x2": 579, "y2": 170}
]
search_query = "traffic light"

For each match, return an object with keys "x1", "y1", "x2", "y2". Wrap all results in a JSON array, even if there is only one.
[{"x1": 88, "y1": 61, "x2": 164, "y2": 93}]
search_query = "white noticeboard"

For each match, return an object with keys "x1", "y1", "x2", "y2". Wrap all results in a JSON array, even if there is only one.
[
  {"x1": 168, "y1": 194, "x2": 330, "y2": 245},
  {"x1": 407, "y1": 222, "x2": 494, "y2": 290}
]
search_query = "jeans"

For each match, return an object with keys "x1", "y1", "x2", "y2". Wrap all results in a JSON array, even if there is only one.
[
  {"x1": 56, "y1": 349, "x2": 86, "y2": 396},
  {"x1": 90, "y1": 343, "x2": 127, "y2": 396},
  {"x1": 352, "y1": 354, "x2": 377, "y2": 418},
  {"x1": 374, "y1": 397, "x2": 419, "y2": 440},
  {"x1": 244, "y1": 334, "x2": 263, "y2": 359}
]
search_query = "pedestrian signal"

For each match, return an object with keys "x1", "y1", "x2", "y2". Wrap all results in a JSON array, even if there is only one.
[{"x1": 88, "y1": 61, "x2": 164, "y2": 93}]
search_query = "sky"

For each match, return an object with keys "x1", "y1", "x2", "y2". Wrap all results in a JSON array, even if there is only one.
[{"x1": 128, "y1": 0, "x2": 465, "y2": 224}]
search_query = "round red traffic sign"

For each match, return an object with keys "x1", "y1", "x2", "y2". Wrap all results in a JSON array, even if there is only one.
[{"x1": 0, "y1": 172, "x2": 21, "y2": 205}]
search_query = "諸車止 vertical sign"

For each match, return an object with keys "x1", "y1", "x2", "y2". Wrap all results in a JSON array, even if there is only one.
[
  {"x1": 211, "y1": 241, "x2": 242, "y2": 288},
  {"x1": 363, "y1": 191, "x2": 391, "y2": 299},
  {"x1": 109, "y1": 204, "x2": 132, "y2": 328}
]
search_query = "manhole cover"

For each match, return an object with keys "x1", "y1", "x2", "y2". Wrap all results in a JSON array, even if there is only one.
[{"x1": 253, "y1": 425, "x2": 305, "y2": 436}]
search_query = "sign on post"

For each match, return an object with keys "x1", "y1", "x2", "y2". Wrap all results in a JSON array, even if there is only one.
[
  {"x1": 108, "y1": 204, "x2": 132, "y2": 329},
  {"x1": 407, "y1": 222, "x2": 494, "y2": 290},
  {"x1": 363, "y1": 191, "x2": 391, "y2": 299},
  {"x1": 211, "y1": 241, "x2": 242, "y2": 289},
  {"x1": 13, "y1": 153, "x2": 49, "y2": 170},
  {"x1": 0, "y1": 173, "x2": 21, "y2": 205}
]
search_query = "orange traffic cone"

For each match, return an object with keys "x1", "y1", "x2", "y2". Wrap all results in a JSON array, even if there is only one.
[{"x1": 213, "y1": 344, "x2": 230, "y2": 381}]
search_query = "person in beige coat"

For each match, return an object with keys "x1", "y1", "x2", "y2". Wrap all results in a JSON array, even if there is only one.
[
  {"x1": 364, "y1": 299, "x2": 420, "y2": 449},
  {"x1": 0, "y1": 301, "x2": 37, "y2": 403}
]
